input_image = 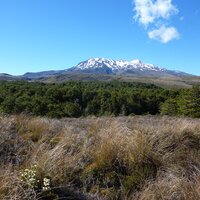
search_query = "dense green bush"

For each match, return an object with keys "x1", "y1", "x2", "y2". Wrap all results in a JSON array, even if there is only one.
[
  {"x1": 0, "y1": 80, "x2": 200, "y2": 118},
  {"x1": 0, "y1": 81, "x2": 167, "y2": 117}
]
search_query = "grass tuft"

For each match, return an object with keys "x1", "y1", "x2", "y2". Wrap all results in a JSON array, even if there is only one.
[{"x1": 1, "y1": 115, "x2": 200, "y2": 199}]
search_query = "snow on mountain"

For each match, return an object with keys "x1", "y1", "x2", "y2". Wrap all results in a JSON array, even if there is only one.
[
  {"x1": 68, "y1": 58, "x2": 169, "y2": 75},
  {"x1": 12, "y1": 57, "x2": 190, "y2": 80}
]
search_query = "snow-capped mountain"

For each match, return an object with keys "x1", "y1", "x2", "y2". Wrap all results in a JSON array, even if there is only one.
[
  {"x1": 73, "y1": 58, "x2": 165, "y2": 72},
  {"x1": 1, "y1": 58, "x2": 191, "y2": 80},
  {"x1": 67, "y1": 58, "x2": 188, "y2": 76}
]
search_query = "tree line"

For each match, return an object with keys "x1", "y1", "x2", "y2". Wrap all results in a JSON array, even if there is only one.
[{"x1": 0, "y1": 81, "x2": 199, "y2": 118}]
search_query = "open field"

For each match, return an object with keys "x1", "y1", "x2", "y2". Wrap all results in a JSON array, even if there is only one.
[{"x1": 1, "y1": 115, "x2": 200, "y2": 199}]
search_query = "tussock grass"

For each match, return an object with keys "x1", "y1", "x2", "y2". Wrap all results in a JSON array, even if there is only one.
[
  {"x1": 0, "y1": 165, "x2": 37, "y2": 200},
  {"x1": 1, "y1": 114, "x2": 200, "y2": 199}
]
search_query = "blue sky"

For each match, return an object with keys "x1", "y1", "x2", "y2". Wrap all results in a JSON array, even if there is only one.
[{"x1": 0, "y1": 0, "x2": 199, "y2": 75}]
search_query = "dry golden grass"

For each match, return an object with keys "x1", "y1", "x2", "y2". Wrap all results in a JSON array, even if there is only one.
[
  {"x1": 0, "y1": 165, "x2": 37, "y2": 200},
  {"x1": 1, "y1": 114, "x2": 200, "y2": 199}
]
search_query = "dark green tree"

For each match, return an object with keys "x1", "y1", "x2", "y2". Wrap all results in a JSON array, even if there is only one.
[
  {"x1": 179, "y1": 85, "x2": 200, "y2": 117},
  {"x1": 160, "y1": 98, "x2": 179, "y2": 116}
]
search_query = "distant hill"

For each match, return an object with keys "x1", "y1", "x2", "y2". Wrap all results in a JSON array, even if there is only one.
[
  {"x1": 21, "y1": 70, "x2": 66, "y2": 80},
  {"x1": 0, "y1": 73, "x2": 19, "y2": 81}
]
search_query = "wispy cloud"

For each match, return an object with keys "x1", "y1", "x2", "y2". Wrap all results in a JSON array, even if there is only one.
[
  {"x1": 148, "y1": 25, "x2": 179, "y2": 43},
  {"x1": 133, "y1": 0, "x2": 180, "y2": 43}
]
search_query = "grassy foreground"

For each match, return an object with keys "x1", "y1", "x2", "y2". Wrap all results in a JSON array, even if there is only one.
[{"x1": 1, "y1": 115, "x2": 200, "y2": 199}]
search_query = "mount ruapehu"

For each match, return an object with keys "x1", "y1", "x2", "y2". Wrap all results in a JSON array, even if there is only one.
[
  {"x1": 22, "y1": 58, "x2": 191, "y2": 78},
  {"x1": 1, "y1": 58, "x2": 198, "y2": 88}
]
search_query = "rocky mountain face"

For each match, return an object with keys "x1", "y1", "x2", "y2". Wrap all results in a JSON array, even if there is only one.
[{"x1": 67, "y1": 58, "x2": 190, "y2": 77}]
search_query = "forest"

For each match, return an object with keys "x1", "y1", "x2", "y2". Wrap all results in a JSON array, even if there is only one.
[{"x1": 0, "y1": 80, "x2": 199, "y2": 118}]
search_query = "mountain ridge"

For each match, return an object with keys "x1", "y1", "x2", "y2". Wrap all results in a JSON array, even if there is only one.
[
  {"x1": 0, "y1": 58, "x2": 194, "y2": 81},
  {"x1": 67, "y1": 57, "x2": 191, "y2": 77},
  {"x1": 71, "y1": 58, "x2": 166, "y2": 72}
]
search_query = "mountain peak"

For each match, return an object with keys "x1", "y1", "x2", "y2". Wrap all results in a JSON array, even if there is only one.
[
  {"x1": 130, "y1": 59, "x2": 143, "y2": 64},
  {"x1": 72, "y1": 57, "x2": 166, "y2": 73},
  {"x1": 66, "y1": 57, "x2": 191, "y2": 77}
]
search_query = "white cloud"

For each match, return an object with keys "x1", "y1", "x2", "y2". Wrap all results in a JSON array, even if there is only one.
[
  {"x1": 148, "y1": 25, "x2": 179, "y2": 43},
  {"x1": 134, "y1": 0, "x2": 178, "y2": 26},
  {"x1": 133, "y1": 0, "x2": 180, "y2": 43}
]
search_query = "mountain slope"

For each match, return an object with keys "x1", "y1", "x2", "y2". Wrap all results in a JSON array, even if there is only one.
[
  {"x1": 0, "y1": 73, "x2": 19, "y2": 81},
  {"x1": 0, "y1": 58, "x2": 194, "y2": 84},
  {"x1": 21, "y1": 70, "x2": 66, "y2": 80},
  {"x1": 67, "y1": 58, "x2": 190, "y2": 77}
]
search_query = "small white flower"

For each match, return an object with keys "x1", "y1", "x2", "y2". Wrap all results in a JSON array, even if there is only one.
[{"x1": 42, "y1": 177, "x2": 51, "y2": 191}]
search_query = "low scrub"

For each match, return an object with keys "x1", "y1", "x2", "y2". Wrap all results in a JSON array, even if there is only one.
[{"x1": 1, "y1": 114, "x2": 200, "y2": 199}]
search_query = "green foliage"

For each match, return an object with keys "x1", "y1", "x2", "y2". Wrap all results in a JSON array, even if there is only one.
[
  {"x1": 161, "y1": 85, "x2": 200, "y2": 118},
  {"x1": 179, "y1": 85, "x2": 200, "y2": 117},
  {"x1": 160, "y1": 98, "x2": 179, "y2": 116},
  {"x1": 63, "y1": 102, "x2": 81, "y2": 117},
  {"x1": 0, "y1": 80, "x2": 200, "y2": 118},
  {"x1": 0, "y1": 81, "x2": 169, "y2": 118}
]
